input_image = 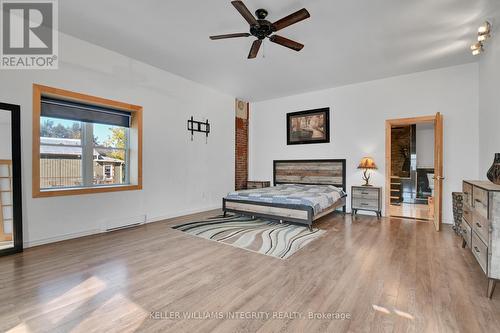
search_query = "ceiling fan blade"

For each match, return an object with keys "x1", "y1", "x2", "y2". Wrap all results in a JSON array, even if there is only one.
[
  {"x1": 269, "y1": 35, "x2": 304, "y2": 51},
  {"x1": 231, "y1": 1, "x2": 258, "y2": 26},
  {"x1": 272, "y1": 8, "x2": 310, "y2": 32},
  {"x1": 248, "y1": 39, "x2": 262, "y2": 59},
  {"x1": 210, "y1": 33, "x2": 251, "y2": 40}
]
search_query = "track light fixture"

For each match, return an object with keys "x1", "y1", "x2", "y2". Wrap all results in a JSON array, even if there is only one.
[
  {"x1": 471, "y1": 21, "x2": 492, "y2": 56},
  {"x1": 478, "y1": 21, "x2": 491, "y2": 35},
  {"x1": 478, "y1": 21, "x2": 491, "y2": 42},
  {"x1": 470, "y1": 42, "x2": 483, "y2": 56}
]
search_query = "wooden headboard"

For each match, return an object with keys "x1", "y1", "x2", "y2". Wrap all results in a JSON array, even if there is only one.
[{"x1": 273, "y1": 159, "x2": 346, "y2": 191}]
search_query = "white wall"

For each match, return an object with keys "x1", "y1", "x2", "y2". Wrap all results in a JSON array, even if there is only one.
[
  {"x1": 249, "y1": 64, "x2": 479, "y2": 223},
  {"x1": 0, "y1": 33, "x2": 235, "y2": 247},
  {"x1": 0, "y1": 122, "x2": 11, "y2": 159},
  {"x1": 416, "y1": 123, "x2": 434, "y2": 168},
  {"x1": 479, "y1": 23, "x2": 500, "y2": 176}
]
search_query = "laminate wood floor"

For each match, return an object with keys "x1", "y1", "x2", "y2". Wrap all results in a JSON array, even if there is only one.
[
  {"x1": 1, "y1": 210, "x2": 500, "y2": 333},
  {"x1": 389, "y1": 203, "x2": 432, "y2": 221}
]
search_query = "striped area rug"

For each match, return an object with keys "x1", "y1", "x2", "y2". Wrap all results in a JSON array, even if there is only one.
[{"x1": 172, "y1": 215, "x2": 325, "y2": 259}]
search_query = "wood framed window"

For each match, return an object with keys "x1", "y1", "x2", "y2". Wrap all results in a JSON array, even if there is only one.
[{"x1": 32, "y1": 84, "x2": 142, "y2": 197}]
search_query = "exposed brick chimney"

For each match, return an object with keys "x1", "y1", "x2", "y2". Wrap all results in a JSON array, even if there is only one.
[{"x1": 235, "y1": 99, "x2": 249, "y2": 190}]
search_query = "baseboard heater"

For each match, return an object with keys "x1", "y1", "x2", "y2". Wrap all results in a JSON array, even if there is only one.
[{"x1": 105, "y1": 215, "x2": 147, "y2": 232}]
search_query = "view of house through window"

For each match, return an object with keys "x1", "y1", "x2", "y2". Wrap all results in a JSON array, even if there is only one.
[{"x1": 40, "y1": 115, "x2": 130, "y2": 190}]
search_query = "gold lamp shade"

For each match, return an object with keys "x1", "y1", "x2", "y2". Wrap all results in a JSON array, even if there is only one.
[
  {"x1": 358, "y1": 157, "x2": 377, "y2": 170},
  {"x1": 358, "y1": 157, "x2": 377, "y2": 186}
]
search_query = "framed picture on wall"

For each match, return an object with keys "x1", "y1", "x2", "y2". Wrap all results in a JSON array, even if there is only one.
[{"x1": 287, "y1": 107, "x2": 330, "y2": 145}]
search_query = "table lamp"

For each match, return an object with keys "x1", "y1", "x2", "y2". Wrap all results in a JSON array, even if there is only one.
[{"x1": 358, "y1": 157, "x2": 377, "y2": 186}]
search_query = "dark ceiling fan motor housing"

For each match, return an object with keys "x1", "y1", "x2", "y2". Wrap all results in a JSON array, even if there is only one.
[{"x1": 251, "y1": 9, "x2": 273, "y2": 39}]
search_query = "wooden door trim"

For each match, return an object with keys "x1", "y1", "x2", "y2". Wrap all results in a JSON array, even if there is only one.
[
  {"x1": 434, "y1": 112, "x2": 443, "y2": 231},
  {"x1": 385, "y1": 114, "x2": 443, "y2": 230},
  {"x1": 386, "y1": 115, "x2": 436, "y2": 126}
]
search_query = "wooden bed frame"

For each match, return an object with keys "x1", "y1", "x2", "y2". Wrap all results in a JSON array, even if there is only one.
[{"x1": 223, "y1": 159, "x2": 347, "y2": 230}]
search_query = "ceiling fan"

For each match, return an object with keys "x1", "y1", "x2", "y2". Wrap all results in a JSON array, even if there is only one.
[{"x1": 209, "y1": 1, "x2": 310, "y2": 59}]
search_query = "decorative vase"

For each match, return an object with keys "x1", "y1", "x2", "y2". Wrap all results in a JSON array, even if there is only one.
[
  {"x1": 487, "y1": 153, "x2": 500, "y2": 185},
  {"x1": 452, "y1": 192, "x2": 464, "y2": 236}
]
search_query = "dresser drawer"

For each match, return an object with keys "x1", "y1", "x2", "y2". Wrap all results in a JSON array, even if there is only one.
[
  {"x1": 472, "y1": 211, "x2": 490, "y2": 244},
  {"x1": 462, "y1": 218, "x2": 472, "y2": 249},
  {"x1": 352, "y1": 198, "x2": 379, "y2": 210},
  {"x1": 463, "y1": 204, "x2": 472, "y2": 224},
  {"x1": 463, "y1": 182, "x2": 473, "y2": 208},
  {"x1": 352, "y1": 187, "x2": 379, "y2": 200},
  {"x1": 471, "y1": 231, "x2": 488, "y2": 274},
  {"x1": 473, "y1": 186, "x2": 489, "y2": 219}
]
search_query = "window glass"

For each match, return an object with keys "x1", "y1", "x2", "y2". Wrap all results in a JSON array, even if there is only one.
[
  {"x1": 93, "y1": 148, "x2": 127, "y2": 185},
  {"x1": 93, "y1": 124, "x2": 128, "y2": 185},
  {"x1": 40, "y1": 117, "x2": 83, "y2": 189},
  {"x1": 40, "y1": 117, "x2": 129, "y2": 189}
]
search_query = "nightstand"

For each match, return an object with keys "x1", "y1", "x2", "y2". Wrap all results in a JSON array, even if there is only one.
[
  {"x1": 247, "y1": 181, "x2": 271, "y2": 189},
  {"x1": 351, "y1": 186, "x2": 382, "y2": 219}
]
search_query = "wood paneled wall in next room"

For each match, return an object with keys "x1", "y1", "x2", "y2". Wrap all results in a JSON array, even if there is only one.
[{"x1": 235, "y1": 99, "x2": 249, "y2": 190}]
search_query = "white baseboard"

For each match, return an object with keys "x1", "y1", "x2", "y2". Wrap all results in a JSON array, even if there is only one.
[
  {"x1": 104, "y1": 214, "x2": 146, "y2": 231},
  {"x1": 24, "y1": 205, "x2": 222, "y2": 248},
  {"x1": 24, "y1": 228, "x2": 102, "y2": 248},
  {"x1": 146, "y1": 204, "x2": 221, "y2": 224}
]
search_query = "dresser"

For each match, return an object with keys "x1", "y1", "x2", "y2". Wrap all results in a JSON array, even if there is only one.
[
  {"x1": 246, "y1": 181, "x2": 271, "y2": 189},
  {"x1": 462, "y1": 180, "x2": 500, "y2": 298},
  {"x1": 351, "y1": 186, "x2": 382, "y2": 219}
]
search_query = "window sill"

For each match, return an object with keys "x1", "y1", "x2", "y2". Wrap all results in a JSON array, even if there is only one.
[{"x1": 33, "y1": 184, "x2": 142, "y2": 198}]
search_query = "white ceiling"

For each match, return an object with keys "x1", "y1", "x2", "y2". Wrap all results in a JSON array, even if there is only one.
[{"x1": 59, "y1": 0, "x2": 498, "y2": 101}]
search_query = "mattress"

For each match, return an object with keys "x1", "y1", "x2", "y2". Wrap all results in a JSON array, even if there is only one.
[{"x1": 226, "y1": 184, "x2": 346, "y2": 215}]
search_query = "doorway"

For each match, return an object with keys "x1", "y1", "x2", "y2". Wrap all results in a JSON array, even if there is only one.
[{"x1": 385, "y1": 114, "x2": 443, "y2": 231}]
